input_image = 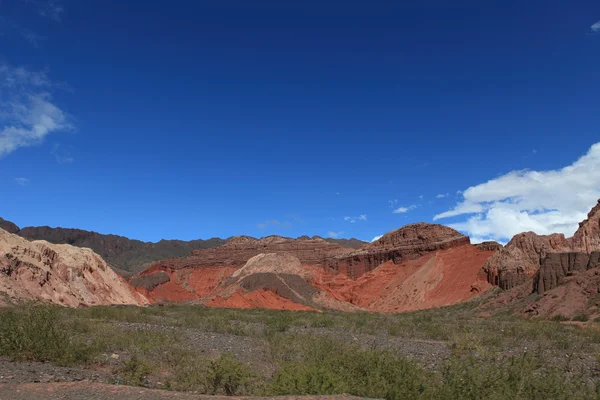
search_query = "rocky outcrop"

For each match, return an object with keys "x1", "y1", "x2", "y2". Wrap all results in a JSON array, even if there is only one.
[
  {"x1": 133, "y1": 223, "x2": 496, "y2": 312},
  {"x1": 204, "y1": 253, "x2": 330, "y2": 311},
  {"x1": 15, "y1": 224, "x2": 226, "y2": 275},
  {"x1": 475, "y1": 241, "x2": 503, "y2": 252},
  {"x1": 482, "y1": 232, "x2": 570, "y2": 289},
  {"x1": 150, "y1": 235, "x2": 352, "y2": 271},
  {"x1": 326, "y1": 223, "x2": 470, "y2": 278},
  {"x1": 535, "y1": 252, "x2": 600, "y2": 294},
  {"x1": 129, "y1": 272, "x2": 171, "y2": 291},
  {"x1": 0, "y1": 218, "x2": 20, "y2": 234},
  {"x1": 2, "y1": 217, "x2": 365, "y2": 276},
  {"x1": 0, "y1": 228, "x2": 147, "y2": 307},
  {"x1": 571, "y1": 200, "x2": 600, "y2": 254},
  {"x1": 483, "y1": 199, "x2": 600, "y2": 290}
]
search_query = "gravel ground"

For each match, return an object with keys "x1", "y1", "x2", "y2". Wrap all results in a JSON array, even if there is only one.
[{"x1": 0, "y1": 382, "x2": 370, "y2": 400}]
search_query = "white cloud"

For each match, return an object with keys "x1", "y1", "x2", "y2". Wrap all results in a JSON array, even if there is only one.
[
  {"x1": 328, "y1": 231, "x2": 344, "y2": 239},
  {"x1": 418, "y1": 195, "x2": 424, "y2": 200},
  {"x1": 371, "y1": 235, "x2": 383, "y2": 242},
  {"x1": 1, "y1": 64, "x2": 72, "y2": 157},
  {"x1": 27, "y1": 0, "x2": 64, "y2": 21},
  {"x1": 15, "y1": 177, "x2": 29, "y2": 186},
  {"x1": 436, "y1": 193, "x2": 449, "y2": 199},
  {"x1": 344, "y1": 215, "x2": 367, "y2": 223},
  {"x1": 393, "y1": 205, "x2": 416, "y2": 214},
  {"x1": 592, "y1": 20, "x2": 600, "y2": 33},
  {"x1": 434, "y1": 143, "x2": 600, "y2": 242}
]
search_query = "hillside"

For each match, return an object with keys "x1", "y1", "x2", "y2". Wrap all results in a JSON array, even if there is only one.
[{"x1": 1, "y1": 218, "x2": 365, "y2": 276}]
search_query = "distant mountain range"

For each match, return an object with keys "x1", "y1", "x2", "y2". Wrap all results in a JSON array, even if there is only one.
[{"x1": 0, "y1": 218, "x2": 365, "y2": 277}]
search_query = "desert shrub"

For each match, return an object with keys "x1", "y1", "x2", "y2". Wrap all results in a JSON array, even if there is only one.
[
  {"x1": 572, "y1": 314, "x2": 589, "y2": 322},
  {"x1": 433, "y1": 353, "x2": 593, "y2": 400},
  {"x1": 205, "y1": 353, "x2": 258, "y2": 395},
  {"x1": 115, "y1": 355, "x2": 154, "y2": 387},
  {"x1": 267, "y1": 334, "x2": 428, "y2": 399},
  {"x1": 551, "y1": 314, "x2": 570, "y2": 322},
  {"x1": 0, "y1": 306, "x2": 93, "y2": 365}
]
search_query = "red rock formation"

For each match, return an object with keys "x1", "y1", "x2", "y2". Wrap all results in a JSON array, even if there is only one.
[
  {"x1": 206, "y1": 289, "x2": 316, "y2": 311},
  {"x1": 534, "y1": 252, "x2": 600, "y2": 294},
  {"x1": 0, "y1": 228, "x2": 147, "y2": 307},
  {"x1": 475, "y1": 241, "x2": 503, "y2": 252},
  {"x1": 312, "y1": 244, "x2": 493, "y2": 312},
  {"x1": 134, "y1": 223, "x2": 496, "y2": 313},
  {"x1": 326, "y1": 223, "x2": 470, "y2": 278},
  {"x1": 571, "y1": 200, "x2": 600, "y2": 254},
  {"x1": 149, "y1": 235, "x2": 352, "y2": 271},
  {"x1": 483, "y1": 199, "x2": 600, "y2": 290}
]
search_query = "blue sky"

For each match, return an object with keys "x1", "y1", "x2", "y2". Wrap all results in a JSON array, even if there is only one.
[{"x1": 1, "y1": 1, "x2": 599, "y2": 243}]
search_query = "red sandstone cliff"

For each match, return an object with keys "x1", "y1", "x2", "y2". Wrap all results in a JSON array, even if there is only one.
[
  {"x1": 133, "y1": 223, "x2": 494, "y2": 312},
  {"x1": 483, "y1": 199, "x2": 600, "y2": 290},
  {"x1": 325, "y1": 223, "x2": 470, "y2": 278}
]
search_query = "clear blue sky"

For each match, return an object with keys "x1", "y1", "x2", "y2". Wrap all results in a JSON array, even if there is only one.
[{"x1": 1, "y1": 0, "x2": 599, "y2": 243}]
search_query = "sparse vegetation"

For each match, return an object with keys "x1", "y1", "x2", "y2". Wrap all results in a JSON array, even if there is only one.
[{"x1": 1, "y1": 303, "x2": 600, "y2": 399}]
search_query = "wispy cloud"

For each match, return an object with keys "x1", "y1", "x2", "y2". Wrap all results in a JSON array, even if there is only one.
[
  {"x1": 256, "y1": 219, "x2": 292, "y2": 229},
  {"x1": 26, "y1": 0, "x2": 65, "y2": 22},
  {"x1": 388, "y1": 199, "x2": 398, "y2": 208},
  {"x1": 327, "y1": 231, "x2": 344, "y2": 239},
  {"x1": 392, "y1": 205, "x2": 416, "y2": 214},
  {"x1": 15, "y1": 177, "x2": 29, "y2": 186},
  {"x1": 436, "y1": 193, "x2": 449, "y2": 199},
  {"x1": 591, "y1": 20, "x2": 600, "y2": 33},
  {"x1": 434, "y1": 143, "x2": 600, "y2": 242},
  {"x1": 344, "y1": 215, "x2": 367, "y2": 223},
  {"x1": 0, "y1": 17, "x2": 46, "y2": 47},
  {"x1": 0, "y1": 64, "x2": 73, "y2": 157},
  {"x1": 418, "y1": 195, "x2": 424, "y2": 200},
  {"x1": 51, "y1": 143, "x2": 74, "y2": 163}
]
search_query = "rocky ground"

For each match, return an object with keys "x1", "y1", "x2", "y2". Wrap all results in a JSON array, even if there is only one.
[
  {"x1": 1, "y1": 303, "x2": 600, "y2": 399},
  {"x1": 0, "y1": 382, "x2": 366, "y2": 400}
]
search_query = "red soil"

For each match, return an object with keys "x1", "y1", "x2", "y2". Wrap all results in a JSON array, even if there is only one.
[
  {"x1": 206, "y1": 289, "x2": 316, "y2": 311},
  {"x1": 135, "y1": 266, "x2": 236, "y2": 302},
  {"x1": 312, "y1": 244, "x2": 494, "y2": 312},
  {"x1": 134, "y1": 245, "x2": 493, "y2": 313}
]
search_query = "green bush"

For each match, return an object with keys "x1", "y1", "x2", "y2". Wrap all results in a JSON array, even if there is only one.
[
  {"x1": 0, "y1": 306, "x2": 93, "y2": 365},
  {"x1": 572, "y1": 314, "x2": 589, "y2": 322},
  {"x1": 267, "y1": 335, "x2": 428, "y2": 399},
  {"x1": 116, "y1": 355, "x2": 154, "y2": 387},
  {"x1": 433, "y1": 353, "x2": 593, "y2": 400},
  {"x1": 206, "y1": 353, "x2": 257, "y2": 395}
]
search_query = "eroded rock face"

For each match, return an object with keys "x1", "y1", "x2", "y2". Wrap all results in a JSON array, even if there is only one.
[
  {"x1": 326, "y1": 223, "x2": 470, "y2": 278},
  {"x1": 571, "y1": 200, "x2": 600, "y2": 254},
  {"x1": 150, "y1": 235, "x2": 352, "y2": 271},
  {"x1": 475, "y1": 241, "x2": 503, "y2": 252},
  {"x1": 0, "y1": 218, "x2": 19, "y2": 234},
  {"x1": 535, "y1": 252, "x2": 600, "y2": 294},
  {"x1": 0, "y1": 228, "x2": 147, "y2": 307},
  {"x1": 483, "y1": 232, "x2": 570, "y2": 289},
  {"x1": 483, "y1": 199, "x2": 600, "y2": 290}
]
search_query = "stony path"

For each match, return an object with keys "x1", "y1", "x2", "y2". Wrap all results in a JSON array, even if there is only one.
[{"x1": 0, "y1": 382, "x2": 369, "y2": 400}]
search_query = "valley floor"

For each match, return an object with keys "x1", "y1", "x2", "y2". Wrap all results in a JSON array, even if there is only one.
[{"x1": 1, "y1": 301, "x2": 600, "y2": 399}]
